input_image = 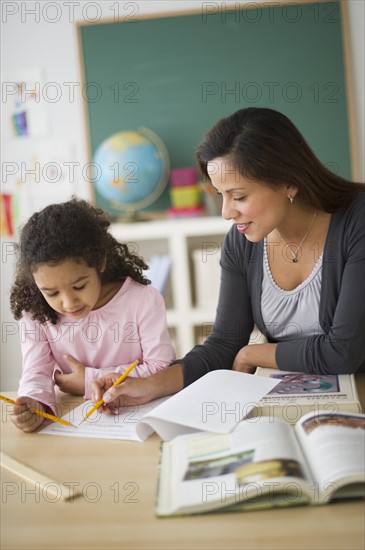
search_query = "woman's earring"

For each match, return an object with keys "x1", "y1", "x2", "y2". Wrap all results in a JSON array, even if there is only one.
[{"x1": 289, "y1": 196, "x2": 294, "y2": 205}]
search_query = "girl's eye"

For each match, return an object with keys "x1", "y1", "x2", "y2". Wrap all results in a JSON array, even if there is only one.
[
  {"x1": 74, "y1": 284, "x2": 86, "y2": 291},
  {"x1": 46, "y1": 292, "x2": 58, "y2": 298},
  {"x1": 233, "y1": 196, "x2": 246, "y2": 202}
]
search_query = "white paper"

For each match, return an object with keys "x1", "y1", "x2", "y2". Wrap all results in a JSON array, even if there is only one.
[
  {"x1": 40, "y1": 370, "x2": 280, "y2": 441},
  {"x1": 40, "y1": 397, "x2": 168, "y2": 441},
  {"x1": 137, "y1": 370, "x2": 280, "y2": 440}
]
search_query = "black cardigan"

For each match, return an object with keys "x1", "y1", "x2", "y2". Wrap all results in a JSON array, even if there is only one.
[{"x1": 179, "y1": 193, "x2": 365, "y2": 386}]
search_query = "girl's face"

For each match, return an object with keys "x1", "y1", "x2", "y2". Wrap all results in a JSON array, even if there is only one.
[
  {"x1": 207, "y1": 157, "x2": 296, "y2": 242},
  {"x1": 32, "y1": 258, "x2": 104, "y2": 319}
]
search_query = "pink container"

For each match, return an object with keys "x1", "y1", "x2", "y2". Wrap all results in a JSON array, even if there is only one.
[{"x1": 170, "y1": 167, "x2": 198, "y2": 187}]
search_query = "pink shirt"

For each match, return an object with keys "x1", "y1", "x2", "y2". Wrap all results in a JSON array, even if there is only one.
[{"x1": 18, "y1": 277, "x2": 176, "y2": 412}]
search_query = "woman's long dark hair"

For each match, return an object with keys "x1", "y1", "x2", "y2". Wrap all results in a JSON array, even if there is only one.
[
  {"x1": 196, "y1": 107, "x2": 364, "y2": 212},
  {"x1": 10, "y1": 198, "x2": 149, "y2": 324}
]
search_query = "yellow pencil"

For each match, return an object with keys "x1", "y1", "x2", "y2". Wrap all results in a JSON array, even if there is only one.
[
  {"x1": 80, "y1": 359, "x2": 139, "y2": 424},
  {"x1": 0, "y1": 395, "x2": 75, "y2": 428}
]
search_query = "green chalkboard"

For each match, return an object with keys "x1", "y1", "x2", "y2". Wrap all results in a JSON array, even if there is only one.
[{"x1": 78, "y1": 1, "x2": 353, "y2": 216}]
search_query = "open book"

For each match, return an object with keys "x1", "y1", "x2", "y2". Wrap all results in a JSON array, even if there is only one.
[
  {"x1": 40, "y1": 370, "x2": 279, "y2": 441},
  {"x1": 156, "y1": 410, "x2": 365, "y2": 516},
  {"x1": 250, "y1": 368, "x2": 361, "y2": 423}
]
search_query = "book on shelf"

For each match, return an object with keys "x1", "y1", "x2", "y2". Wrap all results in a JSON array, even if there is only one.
[
  {"x1": 249, "y1": 368, "x2": 362, "y2": 424},
  {"x1": 192, "y1": 247, "x2": 221, "y2": 309},
  {"x1": 156, "y1": 410, "x2": 365, "y2": 516},
  {"x1": 145, "y1": 255, "x2": 172, "y2": 295}
]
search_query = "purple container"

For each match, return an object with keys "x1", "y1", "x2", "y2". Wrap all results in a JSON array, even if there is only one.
[{"x1": 170, "y1": 167, "x2": 198, "y2": 187}]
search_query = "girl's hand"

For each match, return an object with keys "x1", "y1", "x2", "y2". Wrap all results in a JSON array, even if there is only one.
[
  {"x1": 54, "y1": 355, "x2": 85, "y2": 395},
  {"x1": 11, "y1": 397, "x2": 46, "y2": 432},
  {"x1": 90, "y1": 374, "x2": 153, "y2": 415}
]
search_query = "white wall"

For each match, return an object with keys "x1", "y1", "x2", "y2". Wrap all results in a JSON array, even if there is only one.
[{"x1": 1, "y1": 0, "x2": 364, "y2": 390}]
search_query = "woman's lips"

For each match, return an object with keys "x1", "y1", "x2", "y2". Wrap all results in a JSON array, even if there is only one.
[{"x1": 236, "y1": 223, "x2": 251, "y2": 234}]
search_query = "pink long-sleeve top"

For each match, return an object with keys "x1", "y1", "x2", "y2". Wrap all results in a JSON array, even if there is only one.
[{"x1": 17, "y1": 277, "x2": 176, "y2": 412}]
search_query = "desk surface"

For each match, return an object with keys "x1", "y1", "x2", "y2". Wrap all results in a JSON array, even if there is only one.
[{"x1": 1, "y1": 376, "x2": 365, "y2": 550}]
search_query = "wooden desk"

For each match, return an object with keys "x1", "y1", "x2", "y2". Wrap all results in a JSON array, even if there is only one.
[{"x1": 1, "y1": 376, "x2": 364, "y2": 550}]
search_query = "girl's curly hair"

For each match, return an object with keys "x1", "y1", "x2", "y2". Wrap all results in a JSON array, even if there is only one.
[{"x1": 10, "y1": 198, "x2": 150, "y2": 324}]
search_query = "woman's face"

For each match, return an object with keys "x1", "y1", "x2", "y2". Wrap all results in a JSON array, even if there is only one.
[{"x1": 207, "y1": 157, "x2": 293, "y2": 242}]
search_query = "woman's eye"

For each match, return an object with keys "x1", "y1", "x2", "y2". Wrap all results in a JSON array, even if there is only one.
[
  {"x1": 74, "y1": 285, "x2": 86, "y2": 291},
  {"x1": 233, "y1": 196, "x2": 246, "y2": 202},
  {"x1": 46, "y1": 292, "x2": 58, "y2": 298}
]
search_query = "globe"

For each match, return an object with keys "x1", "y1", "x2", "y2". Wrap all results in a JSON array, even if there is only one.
[{"x1": 93, "y1": 128, "x2": 170, "y2": 218}]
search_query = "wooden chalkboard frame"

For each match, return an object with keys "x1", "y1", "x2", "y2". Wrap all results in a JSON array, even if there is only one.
[{"x1": 76, "y1": 0, "x2": 358, "y2": 217}]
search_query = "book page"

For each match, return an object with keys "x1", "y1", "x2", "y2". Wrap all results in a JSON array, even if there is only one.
[
  {"x1": 136, "y1": 370, "x2": 280, "y2": 441},
  {"x1": 40, "y1": 370, "x2": 279, "y2": 442},
  {"x1": 295, "y1": 411, "x2": 365, "y2": 501},
  {"x1": 157, "y1": 417, "x2": 314, "y2": 516},
  {"x1": 253, "y1": 369, "x2": 361, "y2": 423},
  {"x1": 40, "y1": 397, "x2": 168, "y2": 441}
]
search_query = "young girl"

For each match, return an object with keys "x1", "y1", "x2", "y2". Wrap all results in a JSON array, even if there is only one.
[{"x1": 10, "y1": 198, "x2": 175, "y2": 432}]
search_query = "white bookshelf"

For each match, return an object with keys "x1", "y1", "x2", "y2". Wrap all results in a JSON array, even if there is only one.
[{"x1": 110, "y1": 216, "x2": 231, "y2": 356}]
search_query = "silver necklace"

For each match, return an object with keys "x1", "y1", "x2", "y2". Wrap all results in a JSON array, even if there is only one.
[{"x1": 277, "y1": 211, "x2": 318, "y2": 263}]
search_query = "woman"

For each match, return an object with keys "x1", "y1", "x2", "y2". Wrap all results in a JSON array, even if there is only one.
[{"x1": 90, "y1": 107, "x2": 365, "y2": 412}]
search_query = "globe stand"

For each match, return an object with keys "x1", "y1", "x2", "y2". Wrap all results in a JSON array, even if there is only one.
[
  {"x1": 117, "y1": 208, "x2": 140, "y2": 223},
  {"x1": 115, "y1": 208, "x2": 167, "y2": 223}
]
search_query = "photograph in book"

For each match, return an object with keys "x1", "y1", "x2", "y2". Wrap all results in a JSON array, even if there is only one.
[
  {"x1": 156, "y1": 411, "x2": 365, "y2": 517},
  {"x1": 250, "y1": 369, "x2": 362, "y2": 423}
]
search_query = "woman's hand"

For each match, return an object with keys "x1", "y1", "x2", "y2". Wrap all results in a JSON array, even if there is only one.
[
  {"x1": 90, "y1": 364, "x2": 184, "y2": 415},
  {"x1": 11, "y1": 397, "x2": 46, "y2": 432},
  {"x1": 90, "y1": 375, "x2": 154, "y2": 415},
  {"x1": 232, "y1": 346, "x2": 257, "y2": 374},
  {"x1": 232, "y1": 343, "x2": 278, "y2": 373},
  {"x1": 54, "y1": 355, "x2": 85, "y2": 395}
]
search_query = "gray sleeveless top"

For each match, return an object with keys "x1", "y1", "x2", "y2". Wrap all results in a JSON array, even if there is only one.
[{"x1": 261, "y1": 238, "x2": 325, "y2": 341}]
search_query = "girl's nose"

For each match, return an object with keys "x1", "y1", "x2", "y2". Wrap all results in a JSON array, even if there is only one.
[{"x1": 62, "y1": 293, "x2": 79, "y2": 309}]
